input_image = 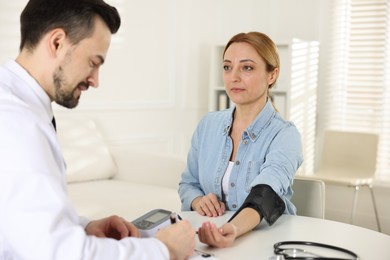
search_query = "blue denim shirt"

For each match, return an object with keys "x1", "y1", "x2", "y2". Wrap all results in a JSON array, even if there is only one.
[{"x1": 179, "y1": 100, "x2": 303, "y2": 214}]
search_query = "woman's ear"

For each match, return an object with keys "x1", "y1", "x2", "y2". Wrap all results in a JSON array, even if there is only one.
[
  {"x1": 46, "y1": 28, "x2": 67, "y2": 58},
  {"x1": 268, "y1": 68, "x2": 279, "y2": 86}
]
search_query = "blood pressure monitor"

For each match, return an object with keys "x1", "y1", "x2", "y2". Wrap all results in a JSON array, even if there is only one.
[{"x1": 132, "y1": 209, "x2": 174, "y2": 237}]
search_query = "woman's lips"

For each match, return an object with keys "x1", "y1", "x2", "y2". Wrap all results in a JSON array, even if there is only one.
[{"x1": 231, "y1": 87, "x2": 245, "y2": 93}]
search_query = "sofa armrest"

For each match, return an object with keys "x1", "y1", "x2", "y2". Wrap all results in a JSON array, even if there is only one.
[{"x1": 108, "y1": 145, "x2": 186, "y2": 189}]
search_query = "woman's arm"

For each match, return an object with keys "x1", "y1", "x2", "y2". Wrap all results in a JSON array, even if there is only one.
[
  {"x1": 197, "y1": 207, "x2": 260, "y2": 248},
  {"x1": 198, "y1": 184, "x2": 285, "y2": 248},
  {"x1": 178, "y1": 122, "x2": 204, "y2": 211},
  {"x1": 228, "y1": 207, "x2": 261, "y2": 237}
]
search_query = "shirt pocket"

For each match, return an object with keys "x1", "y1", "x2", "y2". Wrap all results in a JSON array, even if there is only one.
[{"x1": 245, "y1": 160, "x2": 263, "y2": 193}]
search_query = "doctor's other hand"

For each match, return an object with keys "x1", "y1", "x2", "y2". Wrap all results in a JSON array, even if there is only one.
[
  {"x1": 191, "y1": 193, "x2": 226, "y2": 217},
  {"x1": 155, "y1": 220, "x2": 195, "y2": 260},
  {"x1": 198, "y1": 221, "x2": 238, "y2": 248},
  {"x1": 85, "y1": 215, "x2": 140, "y2": 240}
]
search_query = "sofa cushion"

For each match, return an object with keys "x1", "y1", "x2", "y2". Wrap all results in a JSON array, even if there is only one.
[
  {"x1": 57, "y1": 119, "x2": 117, "y2": 183},
  {"x1": 68, "y1": 180, "x2": 182, "y2": 221},
  {"x1": 109, "y1": 147, "x2": 186, "y2": 189}
]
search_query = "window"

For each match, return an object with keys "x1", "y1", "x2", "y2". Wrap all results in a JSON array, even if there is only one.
[{"x1": 325, "y1": 0, "x2": 390, "y2": 179}]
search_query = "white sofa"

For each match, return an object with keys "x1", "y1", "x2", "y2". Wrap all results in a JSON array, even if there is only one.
[{"x1": 57, "y1": 119, "x2": 187, "y2": 222}]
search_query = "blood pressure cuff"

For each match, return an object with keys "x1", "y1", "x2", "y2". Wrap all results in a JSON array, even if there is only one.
[{"x1": 228, "y1": 184, "x2": 285, "y2": 226}]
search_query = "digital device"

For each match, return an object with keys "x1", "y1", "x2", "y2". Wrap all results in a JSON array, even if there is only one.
[{"x1": 132, "y1": 209, "x2": 174, "y2": 237}]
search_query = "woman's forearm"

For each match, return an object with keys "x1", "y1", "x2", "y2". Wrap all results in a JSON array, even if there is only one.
[{"x1": 229, "y1": 207, "x2": 261, "y2": 237}]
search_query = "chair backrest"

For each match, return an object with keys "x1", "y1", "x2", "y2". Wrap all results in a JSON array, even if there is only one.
[
  {"x1": 320, "y1": 130, "x2": 378, "y2": 176},
  {"x1": 291, "y1": 177, "x2": 326, "y2": 219}
]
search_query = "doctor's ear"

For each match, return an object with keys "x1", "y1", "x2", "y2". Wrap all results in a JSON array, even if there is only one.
[{"x1": 47, "y1": 28, "x2": 67, "y2": 57}]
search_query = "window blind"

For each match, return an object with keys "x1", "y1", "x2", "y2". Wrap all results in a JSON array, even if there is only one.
[
  {"x1": 289, "y1": 40, "x2": 320, "y2": 176},
  {"x1": 325, "y1": 0, "x2": 390, "y2": 179}
]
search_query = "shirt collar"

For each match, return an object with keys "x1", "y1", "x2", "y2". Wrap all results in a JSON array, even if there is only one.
[
  {"x1": 223, "y1": 99, "x2": 276, "y2": 142},
  {"x1": 5, "y1": 60, "x2": 54, "y2": 123}
]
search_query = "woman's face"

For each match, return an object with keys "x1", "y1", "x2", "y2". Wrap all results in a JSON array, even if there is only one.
[{"x1": 223, "y1": 42, "x2": 277, "y2": 108}]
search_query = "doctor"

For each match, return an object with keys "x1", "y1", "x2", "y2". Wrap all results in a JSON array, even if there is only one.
[{"x1": 0, "y1": 0, "x2": 194, "y2": 259}]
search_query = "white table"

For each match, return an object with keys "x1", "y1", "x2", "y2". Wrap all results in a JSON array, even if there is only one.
[{"x1": 180, "y1": 211, "x2": 390, "y2": 260}]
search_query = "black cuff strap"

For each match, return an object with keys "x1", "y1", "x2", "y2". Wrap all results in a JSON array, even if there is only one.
[{"x1": 228, "y1": 184, "x2": 285, "y2": 226}]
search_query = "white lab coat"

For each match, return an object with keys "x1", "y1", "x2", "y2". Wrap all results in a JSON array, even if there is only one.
[{"x1": 0, "y1": 61, "x2": 169, "y2": 259}]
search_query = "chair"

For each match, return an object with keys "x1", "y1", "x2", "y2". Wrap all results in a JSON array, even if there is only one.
[
  {"x1": 314, "y1": 130, "x2": 381, "y2": 231},
  {"x1": 291, "y1": 177, "x2": 326, "y2": 219}
]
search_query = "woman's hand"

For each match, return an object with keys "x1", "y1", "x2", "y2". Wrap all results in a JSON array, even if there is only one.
[
  {"x1": 191, "y1": 193, "x2": 225, "y2": 217},
  {"x1": 198, "y1": 222, "x2": 238, "y2": 248}
]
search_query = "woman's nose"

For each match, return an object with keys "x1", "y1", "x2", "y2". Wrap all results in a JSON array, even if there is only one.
[{"x1": 231, "y1": 68, "x2": 241, "y2": 82}]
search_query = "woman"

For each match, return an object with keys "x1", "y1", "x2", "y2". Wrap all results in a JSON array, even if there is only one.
[{"x1": 178, "y1": 32, "x2": 303, "y2": 248}]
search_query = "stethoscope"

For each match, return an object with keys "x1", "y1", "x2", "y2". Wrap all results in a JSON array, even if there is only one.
[{"x1": 273, "y1": 241, "x2": 359, "y2": 260}]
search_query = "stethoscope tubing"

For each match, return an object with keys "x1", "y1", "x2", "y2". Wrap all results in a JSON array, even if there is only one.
[{"x1": 274, "y1": 241, "x2": 359, "y2": 260}]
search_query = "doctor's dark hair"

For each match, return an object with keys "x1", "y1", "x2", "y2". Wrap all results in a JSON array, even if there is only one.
[
  {"x1": 223, "y1": 32, "x2": 280, "y2": 89},
  {"x1": 19, "y1": 0, "x2": 121, "y2": 51}
]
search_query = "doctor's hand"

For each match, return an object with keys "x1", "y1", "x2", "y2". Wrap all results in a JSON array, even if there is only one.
[
  {"x1": 85, "y1": 215, "x2": 140, "y2": 240},
  {"x1": 156, "y1": 220, "x2": 195, "y2": 260},
  {"x1": 198, "y1": 221, "x2": 238, "y2": 248},
  {"x1": 191, "y1": 193, "x2": 225, "y2": 217}
]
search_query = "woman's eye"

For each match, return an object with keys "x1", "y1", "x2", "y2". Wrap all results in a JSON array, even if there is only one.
[
  {"x1": 223, "y1": 65, "x2": 230, "y2": 71},
  {"x1": 243, "y1": 65, "x2": 253, "y2": 71}
]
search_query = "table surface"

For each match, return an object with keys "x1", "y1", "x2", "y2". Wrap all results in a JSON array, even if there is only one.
[{"x1": 179, "y1": 211, "x2": 390, "y2": 260}]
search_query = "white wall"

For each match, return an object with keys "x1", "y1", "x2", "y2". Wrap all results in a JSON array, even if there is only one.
[
  {"x1": 2, "y1": 0, "x2": 388, "y2": 234},
  {"x1": 0, "y1": 0, "x2": 323, "y2": 154}
]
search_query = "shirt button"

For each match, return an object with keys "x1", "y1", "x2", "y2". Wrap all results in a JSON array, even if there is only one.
[
  {"x1": 232, "y1": 204, "x2": 237, "y2": 208},
  {"x1": 235, "y1": 161, "x2": 240, "y2": 165},
  {"x1": 251, "y1": 133, "x2": 256, "y2": 139},
  {"x1": 230, "y1": 182, "x2": 235, "y2": 187},
  {"x1": 243, "y1": 140, "x2": 248, "y2": 145}
]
